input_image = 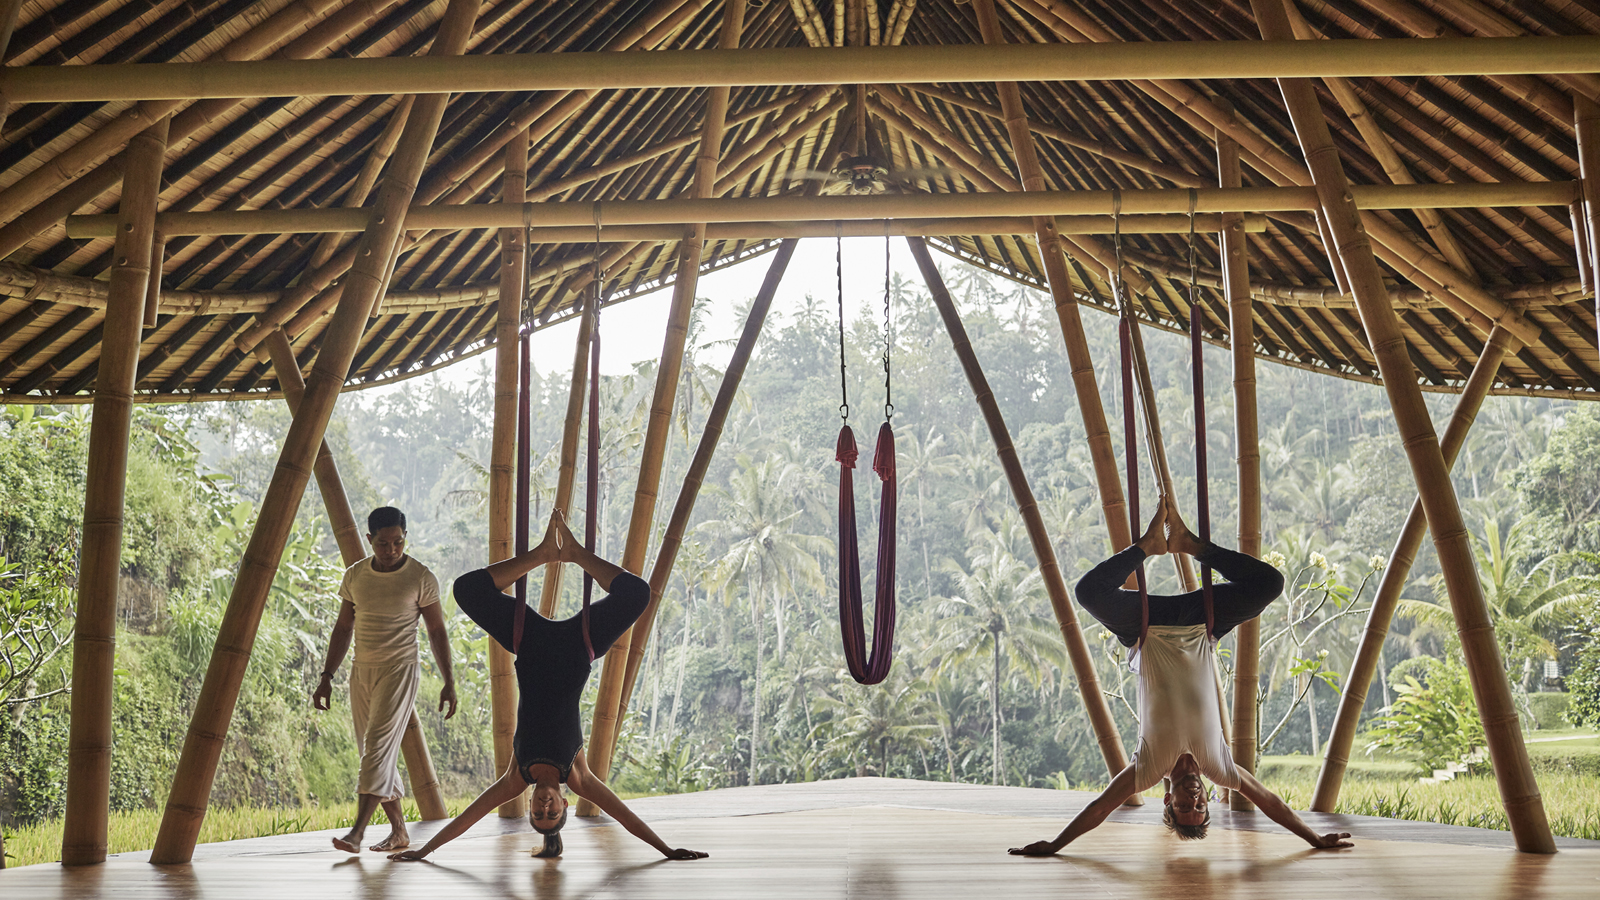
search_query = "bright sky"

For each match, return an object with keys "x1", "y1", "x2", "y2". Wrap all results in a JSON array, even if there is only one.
[{"x1": 524, "y1": 236, "x2": 933, "y2": 378}]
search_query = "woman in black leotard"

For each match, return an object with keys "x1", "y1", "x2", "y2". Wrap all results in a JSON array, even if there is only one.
[{"x1": 390, "y1": 514, "x2": 707, "y2": 862}]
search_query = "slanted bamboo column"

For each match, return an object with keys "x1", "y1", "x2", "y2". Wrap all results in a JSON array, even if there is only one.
[
  {"x1": 615, "y1": 239, "x2": 798, "y2": 718},
  {"x1": 970, "y1": 0, "x2": 1132, "y2": 569},
  {"x1": 1219, "y1": 123, "x2": 1263, "y2": 813},
  {"x1": 59, "y1": 115, "x2": 168, "y2": 868},
  {"x1": 1312, "y1": 326, "x2": 1516, "y2": 812},
  {"x1": 264, "y1": 328, "x2": 447, "y2": 821},
  {"x1": 488, "y1": 128, "x2": 529, "y2": 818},
  {"x1": 1575, "y1": 95, "x2": 1600, "y2": 355},
  {"x1": 909, "y1": 236, "x2": 1133, "y2": 785},
  {"x1": 579, "y1": 0, "x2": 746, "y2": 814},
  {"x1": 150, "y1": 0, "x2": 482, "y2": 864},
  {"x1": 1252, "y1": 0, "x2": 1553, "y2": 854}
]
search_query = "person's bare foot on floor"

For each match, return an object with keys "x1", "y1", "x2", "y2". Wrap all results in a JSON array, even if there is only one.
[
  {"x1": 369, "y1": 830, "x2": 410, "y2": 852},
  {"x1": 332, "y1": 830, "x2": 364, "y2": 853}
]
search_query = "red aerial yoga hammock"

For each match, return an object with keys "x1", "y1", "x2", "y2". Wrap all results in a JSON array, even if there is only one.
[
  {"x1": 511, "y1": 278, "x2": 601, "y2": 663},
  {"x1": 1114, "y1": 192, "x2": 1215, "y2": 650},
  {"x1": 835, "y1": 231, "x2": 898, "y2": 685}
]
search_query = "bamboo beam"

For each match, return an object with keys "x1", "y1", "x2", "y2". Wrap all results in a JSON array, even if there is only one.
[
  {"x1": 1312, "y1": 324, "x2": 1516, "y2": 813},
  {"x1": 581, "y1": 0, "x2": 747, "y2": 816},
  {"x1": 971, "y1": 0, "x2": 1135, "y2": 619},
  {"x1": 64, "y1": 182, "x2": 1576, "y2": 238},
  {"x1": 1253, "y1": 0, "x2": 1553, "y2": 854},
  {"x1": 0, "y1": 0, "x2": 404, "y2": 261},
  {"x1": 263, "y1": 327, "x2": 447, "y2": 821},
  {"x1": 1280, "y1": 1, "x2": 1471, "y2": 274},
  {"x1": 488, "y1": 128, "x2": 529, "y2": 818},
  {"x1": 1576, "y1": 95, "x2": 1600, "y2": 357},
  {"x1": 1016, "y1": 0, "x2": 1542, "y2": 349},
  {"x1": 10, "y1": 35, "x2": 1600, "y2": 103},
  {"x1": 149, "y1": 0, "x2": 482, "y2": 864},
  {"x1": 58, "y1": 115, "x2": 168, "y2": 868},
  {"x1": 614, "y1": 238, "x2": 796, "y2": 720},
  {"x1": 909, "y1": 234, "x2": 1133, "y2": 785},
  {"x1": 0, "y1": 0, "x2": 353, "y2": 228},
  {"x1": 1218, "y1": 119, "x2": 1262, "y2": 812}
]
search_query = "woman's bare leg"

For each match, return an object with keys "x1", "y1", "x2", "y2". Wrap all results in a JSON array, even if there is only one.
[{"x1": 389, "y1": 761, "x2": 529, "y2": 860}]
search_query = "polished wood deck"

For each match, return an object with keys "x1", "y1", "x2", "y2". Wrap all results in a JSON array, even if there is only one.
[{"x1": 4, "y1": 779, "x2": 1597, "y2": 898}]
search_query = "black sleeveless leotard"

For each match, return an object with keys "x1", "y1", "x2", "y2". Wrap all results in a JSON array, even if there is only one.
[{"x1": 452, "y1": 569, "x2": 649, "y2": 783}]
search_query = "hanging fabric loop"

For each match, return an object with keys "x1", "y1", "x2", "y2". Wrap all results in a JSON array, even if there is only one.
[
  {"x1": 836, "y1": 423, "x2": 897, "y2": 684},
  {"x1": 1121, "y1": 318, "x2": 1151, "y2": 650},
  {"x1": 512, "y1": 331, "x2": 532, "y2": 653},
  {"x1": 1186, "y1": 192, "x2": 1216, "y2": 640}
]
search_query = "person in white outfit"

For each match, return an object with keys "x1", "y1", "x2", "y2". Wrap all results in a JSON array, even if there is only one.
[
  {"x1": 1010, "y1": 504, "x2": 1352, "y2": 855},
  {"x1": 312, "y1": 506, "x2": 456, "y2": 853}
]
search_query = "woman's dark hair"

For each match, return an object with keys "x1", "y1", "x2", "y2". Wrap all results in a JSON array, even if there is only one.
[
  {"x1": 367, "y1": 506, "x2": 407, "y2": 534},
  {"x1": 530, "y1": 805, "x2": 568, "y2": 858},
  {"x1": 1162, "y1": 803, "x2": 1210, "y2": 841}
]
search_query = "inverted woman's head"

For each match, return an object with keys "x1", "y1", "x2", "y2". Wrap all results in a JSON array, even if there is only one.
[{"x1": 530, "y1": 784, "x2": 569, "y2": 857}]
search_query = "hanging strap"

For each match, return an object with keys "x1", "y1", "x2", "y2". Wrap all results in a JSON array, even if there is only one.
[
  {"x1": 1196, "y1": 302, "x2": 1216, "y2": 637},
  {"x1": 836, "y1": 422, "x2": 897, "y2": 684},
  {"x1": 1121, "y1": 319, "x2": 1152, "y2": 650},
  {"x1": 512, "y1": 332, "x2": 532, "y2": 654},
  {"x1": 579, "y1": 296, "x2": 600, "y2": 663}
]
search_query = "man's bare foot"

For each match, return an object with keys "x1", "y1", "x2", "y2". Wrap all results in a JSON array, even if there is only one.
[
  {"x1": 1166, "y1": 509, "x2": 1207, "y2": 557},
  {"x1": 332, "y1": 833, "x2": 362, "y2": 853},
  {"x1": 369, "y1": 832, "x2": 409, "y2": 852},
  {"x1": 1136, "y1": 505, "x2": 1168, "y2": 557}
]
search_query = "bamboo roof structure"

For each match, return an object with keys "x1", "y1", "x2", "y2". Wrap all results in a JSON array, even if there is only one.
[{"x1": 1, "y1": 0, "x2": 1599, "y2": 403}]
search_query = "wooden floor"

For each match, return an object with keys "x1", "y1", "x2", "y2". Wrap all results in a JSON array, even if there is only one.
[{"x1": 5, "y1": 778, "x2": 1598, "y2": 899}]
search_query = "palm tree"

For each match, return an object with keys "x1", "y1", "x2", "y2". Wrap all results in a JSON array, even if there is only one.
[
  {"x1": 700, "y1": 452, "x2": 829, "y2": 785},
  {"x1": 822, "y1": 672, "x2": 940, "y2": 778},
  {"x1": 1401, "y1": 515, "x2": 1599, "y2": 690},
  {"x1": 929, "y1": 524, "x2": 1066, "y2": 784},
  {"x1": 898, "y1": 425, "x2": 958, "y2": 596}
]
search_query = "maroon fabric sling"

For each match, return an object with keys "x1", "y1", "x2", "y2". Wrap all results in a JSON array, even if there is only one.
[{"x1": 836, "y1": 422, "x2": 897, "y2": 685}]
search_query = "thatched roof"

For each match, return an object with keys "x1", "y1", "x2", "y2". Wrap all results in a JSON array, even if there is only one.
[{"x1": 1, "y1": 0, "x2": 1597, "y2": 402}]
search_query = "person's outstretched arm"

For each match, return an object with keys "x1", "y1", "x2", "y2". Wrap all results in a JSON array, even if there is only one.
[
  {"x1": 568, "y1": 751, "x2": 707, "y2": 860},
  {"x1": 1234, "y1": 770, "x2": 1353, "y2": 849},
  {"x1": 1008, "y1": 764, "x2": 1140, "y2": 855},
  {"x1": 389, "y1": 762, "x2": 528, "y2": 860}
]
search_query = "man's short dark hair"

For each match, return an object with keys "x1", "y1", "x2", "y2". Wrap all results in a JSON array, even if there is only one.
[
  {"x1": 367, "y1": 507, "x2": 407, "y2": 534},
  {"x1": 1162, "y1": 802, "x2": 1210, "y2": 841}
]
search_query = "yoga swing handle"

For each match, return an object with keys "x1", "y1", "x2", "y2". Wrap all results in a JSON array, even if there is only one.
[
  {"x1": 1112, "y1": 192, "x2": 1215, "y2": 649},
  {"x1": 835, "y1": 227, "x2": 898, "y2": 685}
]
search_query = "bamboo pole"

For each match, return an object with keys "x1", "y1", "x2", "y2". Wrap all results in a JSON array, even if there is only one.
[
  {"x1": 58, "y1": 115, "x2": 168, "y2": 868},
  {"x1": 0, "y1": 0, "x2": 402, "y2": 260},
  {"x1": 150, "y1": 0, "x2": 483, "y2": 864},
  {"x1": 1218, "y1": 120, "x2": 1262, "y2": 812},
  {"x1": 64, "y1": 182, "x2": 1574, "y2": 239},
  {"x1": 10, "y1": 35, "x2": 1600, "y2": 104},
  {"x1": 615, "y1": 239, "x2": 797, "y2": 719},
  {"x1": 909, "y1": 235, "x2": 1133, "y2": 784},
  {"x1": 0, "y1": 0, "x2": 24, "y2": 148},
  {"x1": 970, "y1": 0, "x2": 1134, "y2": 612},
  {"x1": 1016, "y1": 0, "x2": 1542, "y2": 349},
  {"x1": 1312, "y1": 325, "x2": 1516, "y2": 812},
  {"x1": 263, "y1": 328, "x2": 447, "y2": 820},
  {"x1": 487, "y1": 129, "x2": 530, "y2": 818},
  {"x1": 1252, "y1": 0, "x2": 1553, "y2": 854},
  {"x1": 579, "y1": 0, "x2": 747, "y2": 816},
  {"x1": 0, "y1": 0, "x2": 352, "y2": 227},
  {"x1": 1576, "y1": 95, "x2": 1600, "y2": 356}
]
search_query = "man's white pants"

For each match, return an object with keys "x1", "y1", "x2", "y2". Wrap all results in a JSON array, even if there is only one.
[{"x1": 350, "y1": 662, "x2": 420, "y2": 802}]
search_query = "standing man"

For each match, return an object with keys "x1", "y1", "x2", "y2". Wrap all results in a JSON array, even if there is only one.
[{"x1": 312, "y1": 506, "x2": 457, "y2": 853}]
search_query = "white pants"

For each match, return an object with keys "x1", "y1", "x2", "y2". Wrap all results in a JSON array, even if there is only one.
[{"x1": 350, "y1": 662, "x2": 421, "y2": 802}]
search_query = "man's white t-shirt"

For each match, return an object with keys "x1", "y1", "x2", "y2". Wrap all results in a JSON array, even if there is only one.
[
  {"x1": 339, "y1": 556, "x2": 440, "y2": 667},
  {"x1": 1130, "y1": 624, "x2": 1240, "y2": 793}
]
